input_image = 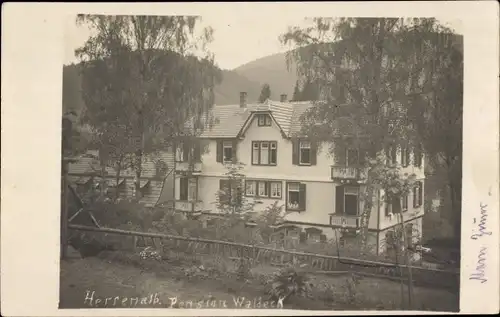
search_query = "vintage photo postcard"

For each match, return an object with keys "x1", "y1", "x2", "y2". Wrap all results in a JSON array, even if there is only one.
[{"x1": 1, "y1": 1, "x2": 499, "y2": 316}]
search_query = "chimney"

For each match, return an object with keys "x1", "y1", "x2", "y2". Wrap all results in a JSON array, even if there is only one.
[
  {"x1": 239, "y1": 92, "x2": 247, "y2": 108},
  {"x1": 280, "y1": 94, "x2": 288, "y2": 102}
]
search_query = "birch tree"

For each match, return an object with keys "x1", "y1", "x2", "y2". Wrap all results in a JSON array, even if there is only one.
[{"x1": 280, "y1": 18, "x2": 461, "y2": 247}]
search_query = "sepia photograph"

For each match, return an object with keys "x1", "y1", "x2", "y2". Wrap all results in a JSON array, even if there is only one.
[{"x1": 58, "y1": 13, "x2": 465, "y2": 312}]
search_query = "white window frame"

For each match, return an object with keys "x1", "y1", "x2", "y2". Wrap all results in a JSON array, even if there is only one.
[
  {"x1": 245, "y1": 180, "x2": 256, "y2": 197},
  {"x1": 260, "y1": 142, "x2": 270, "y2": 165},
  {"x1": 222, "y1": 141, "x2": 233, "y2": 163},
  {"x1": 401, "y1": 194, "x2": 409, "y2": 211},
  {"x1": 252, "y1": 142, "x2": 260, "y2": 165},
  {"x1": 252, "y1": 141, "x2": 277, "y2": 166},
  {"x1": 258, "y1": 181, "x2": 267, "y2": 197},
  {"x1": 287, "y1": 183, "x2": 300, "y2": 210},
  {"x1": 270, "y1": 181, "x2": 282, "y2": 198},
  {"x1": 258, "y1": 114, "x2": 272, "y2": 126},
  {"x1": 299, "y1": 141, "x2": 311, "y2": 165}
]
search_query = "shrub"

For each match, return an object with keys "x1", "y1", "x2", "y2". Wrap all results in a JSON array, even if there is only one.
[{"x1": 266, "y1": 265, "x2": 313, "y2": 303}]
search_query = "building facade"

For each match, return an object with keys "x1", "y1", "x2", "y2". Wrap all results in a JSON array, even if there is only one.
[{"x1": 174, "y1": 92, "x2": 425, "y2": 255}]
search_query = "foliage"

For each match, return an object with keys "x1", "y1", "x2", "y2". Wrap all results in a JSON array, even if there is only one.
[
  {"x1": 254, "y1": 201, "x2": 288, "y2": 244},
  {"x1": 281, "y1": 17, "x2": 462, "y2": 241},
  {"x1": 215, "y1": 162, "x2": 256, "y2": 214},
  {"x1": 266, "y1": 264, "x2": 313, "y2": 303},
  {"x1": 75, "y1": 15, "x2": 221, "y2": 198},
  {"x1": 258, "y1": 83, "x2": 272, "y2": 103}
]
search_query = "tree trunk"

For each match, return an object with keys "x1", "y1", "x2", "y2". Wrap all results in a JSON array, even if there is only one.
[
  {"x1": 399, "y1": 211, "x2": 414, "y2": 309},
  {"x1": 359, "y1": 182, "x2": 374, "y2": 252},
  {"x1": 114, "y1": 158, "x2": 122, "y2": 202}
]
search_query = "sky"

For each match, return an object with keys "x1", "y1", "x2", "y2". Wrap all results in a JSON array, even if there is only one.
[{"x1": 64, "y1": 16, "x2": 462, "y2": 70}]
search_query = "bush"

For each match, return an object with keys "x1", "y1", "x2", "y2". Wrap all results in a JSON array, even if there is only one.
[{"x1": 266, "y1": 265, "x2": 313, "y2": 303}]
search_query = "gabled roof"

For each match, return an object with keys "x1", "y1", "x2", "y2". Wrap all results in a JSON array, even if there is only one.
[
  {"x1": 67, "y1": 150, "x2": 175, "y2": 179},
  {"x1": 187, "y1": 99, "x2": 316, "y2": 139}
]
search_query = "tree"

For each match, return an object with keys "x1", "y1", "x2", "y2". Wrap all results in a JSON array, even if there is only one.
[
  {"x1": 75, "y1": 15, "x2": 221, "y2": 199},
  {"x1": 292, "y1": 80, "x2": 301, "y2": 101},
  {"x1": 281, "y1": 18, "x2": 459, "y2": 308},
  {"x1": 258, "y1": 83, "x2": 272, "y2": 103}
]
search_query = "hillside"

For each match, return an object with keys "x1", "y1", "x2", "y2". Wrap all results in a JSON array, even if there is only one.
[
  {"x1": 233, "y1": 51, "x2": 298, "y2": 100},
  {"x1": 62, "y1": 63, "x2": 269, "y2": 116}
]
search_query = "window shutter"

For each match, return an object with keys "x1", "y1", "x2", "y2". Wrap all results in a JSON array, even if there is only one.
[
  {"x1": 335, "y1": 186, "x2": 344, "y2": 214},
  {"x1": 414, "y1": 146, "x2": 422, "y2": 167},
  {"x1": 299, "y1": 183, "x2": 306, "y2": 211},
  {"x1": 418, "y1": 181, "x2": 423, "y2": 206},
  {"x1": 335, "y1": 144, "x2": 346, "y2": 165},
  {"x1": 310, "y1": 141, "x2": 317, "y2": 165},
  {"x1": 265, "y1": 181, "x2": 270, "y2": 197},
  {"x1": 232, "y1": 140, "x2": 238, "y2": 163},
  {"x1": 413, "y1": 185, "x2": 417, "y2": 208},
  {"x1": 216, "y1": 140, "x2": 223, "y2": 163},
  {"x1": 391, "y1": 146, "x2": 397, "y2": 164},
  {"x1": 404, "y1": 147, "x2": 410, "y2": 167},
  {"x1": 182, "y1": 142, "x2": 189, "y2": 162},
  {"x1": 193, "y1": 142, "x2": 201, "y2": 162},
  {"x1": 292, "y1": 139, "x2": 299, "y2": 165}
]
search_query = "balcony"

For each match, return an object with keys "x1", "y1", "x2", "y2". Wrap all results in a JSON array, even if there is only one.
[
  {"x1": 175, "y1": 161, "x2": 202, "y2": 175},
  {"x1": 331, "y1": 166, "x2": 367, "y2": 183},
  {"x1": 174, "y1": 200, "x2": 203, "y2": 213},
  {"x1": 329, "y1": 214, "x2": 361, "y2": 228}
]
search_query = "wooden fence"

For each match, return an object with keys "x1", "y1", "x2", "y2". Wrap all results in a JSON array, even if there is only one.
[{"x1": 68, "y1": 224, "x2": 459, "y2": 291}]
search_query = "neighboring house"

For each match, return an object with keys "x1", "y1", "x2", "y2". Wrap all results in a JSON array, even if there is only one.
[
  {"x1": 175, "y1": 92, "x2": 426, "y2": 255},
  {"x1": 67, "y1": 149, "x2": 175, "y2": 207}
]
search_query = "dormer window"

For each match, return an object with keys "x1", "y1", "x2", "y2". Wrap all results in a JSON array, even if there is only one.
[{"x1": 257, "y1": 114, "x2": 272, "y2": 127}]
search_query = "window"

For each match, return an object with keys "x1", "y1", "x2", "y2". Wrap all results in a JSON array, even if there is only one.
[
  {"x1": 270, "y1": 142, "x2": 277, "y2": 165},
  {"x1": 346, "y1": 148, "x2": 359, "y2": 166},
  {"x1": 175, "y1": 143, "x2": 184, "y2": 162},
  {"x1": 270, "y1": 182, "x2": 282, "y2": 198},
  {"x1": 216, "y1": 140, "x2": 236, "y2": 164},
  {"x1": 245, "y1": 180, "x2": 256, "y2": 196},
  {"x1": 413, "y1": 181, "x2": 423, "y2": 207},
  {"x1": 299, "y1": 141, "x2": 311, "y2": 165},
  {"x1": 293, "y1": 139, "x2": 317, "y2": 166},
  {"x1": 344, "y1": 186, "x2": 359, "y2": 216},
  {"x1": 335, "y1": 186, "x2": 359, "y2": 216},
  {"x1": 245, "y1": 180, "x2": 282, "y2": 198},
  {"x1": 252, "y1": 141, "x2": 277, "y2": 166},
  {"x1": 390, "y1": 146, "x2": 397, "y2": 164},
  {"x1": 405, "y1": 224, "x2": 414, "y2": 248},
  {"x1": 257, "y1": 114, "x2": 272, "y2": 126},
  {"x1": 402, "y1": 194, "x2": 409, "y2": 211},
  {"x1": 258, "y1": 181, "x2": 267, "y2": 197},
  {"x1": 401, "y1": 147, "x2": 409, "y2": 167},
  {"x1": 223, "y1": 141, "x2": 233, "y2": 163},
  {"x1": 286, "y1": 182, "x2": 306, "y2": 211},
  {"x1": 179, "y1": 177, "x2": 188, "y2": 201},
  {"x1": 179, "y1": 177, "x2": 197, "y2": 201},
  {"x1": 260, "y1": 142, "x2": 269, "y2": 165}
]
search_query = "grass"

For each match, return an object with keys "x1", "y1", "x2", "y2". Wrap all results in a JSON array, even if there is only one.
[{"x1": 59, "y1": 249, "x2": 459, "y2": 311}]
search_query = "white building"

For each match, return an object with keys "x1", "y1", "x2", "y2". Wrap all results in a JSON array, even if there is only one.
[{"x1": 174, "y1": 92, "x2": 425, "y2": 255}]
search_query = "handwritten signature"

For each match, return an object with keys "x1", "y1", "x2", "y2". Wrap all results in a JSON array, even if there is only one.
[
  {"x1": 470, "y1": 203, "x2": 492, "y2": 240},
  {"x1": 469, "y1": 203, "x2": 489, "y2": 284}
]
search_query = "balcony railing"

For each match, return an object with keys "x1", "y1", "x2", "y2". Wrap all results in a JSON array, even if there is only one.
[
  {"x1": 329, "y1": 214, "x2": 361, "y2": 228},
  {"x1": 174, "y1": 200, "x2": 203, "y2": 213},
  {"x1": 175, "y1": 161, "x2": 202, "y2": 174},
  {"x1": 331, "y1": 166, "x2": 367, "y2": 182}
]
